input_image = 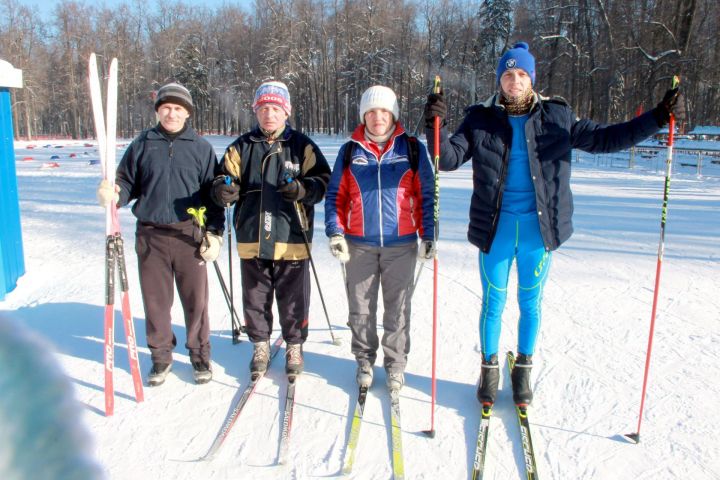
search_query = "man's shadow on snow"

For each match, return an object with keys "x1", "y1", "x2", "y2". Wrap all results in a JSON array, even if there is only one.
[{"x1": 9, "y1": 302, "x2": 214, "y2": 414}]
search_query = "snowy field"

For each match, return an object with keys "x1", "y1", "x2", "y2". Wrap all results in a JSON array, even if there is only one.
[{"x1": 2, "y1": 135, "x2": 720, "y2": 479}]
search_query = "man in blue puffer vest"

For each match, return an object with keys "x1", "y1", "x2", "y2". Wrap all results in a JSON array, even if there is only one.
[{"x1": 423, "y1": 42, "x2": 685, "y2": 410}]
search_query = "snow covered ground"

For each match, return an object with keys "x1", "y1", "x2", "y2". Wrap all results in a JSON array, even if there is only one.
[{"x1": 2, "y1": 135, "x2": 720, "y2": 479}]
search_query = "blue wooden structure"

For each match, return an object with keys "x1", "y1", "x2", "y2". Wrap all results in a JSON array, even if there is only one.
[{"x1": 0, "y1": 60, "x2": 24, "y2": 300}]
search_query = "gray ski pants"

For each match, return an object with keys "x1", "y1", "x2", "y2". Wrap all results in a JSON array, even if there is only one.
[{"x1": 344, "y1": 240, "x2": 417, "y2": 374}]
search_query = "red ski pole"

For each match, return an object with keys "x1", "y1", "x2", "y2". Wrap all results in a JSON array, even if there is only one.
[
  {"x1": 626, "y1": 75, "x2": 680, "y2": 444},
  {"x1": 423, "y1": 75, "x2": 442, "y2": 438}
]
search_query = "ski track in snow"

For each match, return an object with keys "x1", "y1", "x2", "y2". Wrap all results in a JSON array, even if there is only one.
[{"x1": 2, "y1": 136, "x2": 720, "y2": 479}]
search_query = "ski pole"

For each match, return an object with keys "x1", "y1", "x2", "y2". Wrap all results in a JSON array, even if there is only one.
[
  {"x1": 283, "y1": 174, "x2": 341, "y2": 346},
  {"x1": 423, "y1": 75, "x2": 442, "y2": 438},
  {"x1": 408, "y1": 261, "x2": 425, "y2": 300},
  {"x1": 625, "y1": 75, "x2": 680, "y2": 444},
  {"x1": 223, "y1": 176, "x2": 242, "y2": 344},
  {"x1": 187, "y1": 206, "x2": 245, "y2": 342}
]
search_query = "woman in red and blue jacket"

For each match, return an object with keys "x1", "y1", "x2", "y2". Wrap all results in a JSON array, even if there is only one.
[{"x1": 325, "y1": 85, "x2": 435, "y2": 391}]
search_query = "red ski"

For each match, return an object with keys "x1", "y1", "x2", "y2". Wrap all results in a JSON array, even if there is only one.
[{"x1": 89, "y1": 53, "x2": 144, "y2": 416}]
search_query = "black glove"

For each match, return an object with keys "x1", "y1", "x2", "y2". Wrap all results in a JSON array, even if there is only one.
[
  {"x1": 424, "y1": 92, "x2": 447, "y2": 129},
  {"x1": 653, "y1": 87, "x2": 686, "y2": 127},
  {"x1": 212, "y1": 175, "x2": 240, "y2": 205},
  {"x1": 278, "y1": 178, "x2": 306, "y2": 202}
]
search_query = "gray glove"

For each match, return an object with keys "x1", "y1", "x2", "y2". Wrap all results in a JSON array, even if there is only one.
[
  {"x1": 199, "y1": 232, "x2": 223, "y2": 262},
  {"x1": 329, "y1": 235, "x2": 350, "y2": 263},
  {"x1": 418, "y1": 240, "x2": 436, "y2": 260},
  {"x1": 96, "y1": 179, "x2": 119, "y2": 208}
]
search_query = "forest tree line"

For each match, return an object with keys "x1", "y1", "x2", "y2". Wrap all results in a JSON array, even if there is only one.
[{"x1": 0, "y1": 0, "x2": 714, "y2": 140}]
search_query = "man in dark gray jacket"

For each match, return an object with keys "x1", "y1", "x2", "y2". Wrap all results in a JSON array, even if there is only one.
[
  {"x1": 97, "y1": 82, "x2": 223, "y2": 386},
  {"x1": 423, "y1": 42, "x2": 685, "y2": 411}
]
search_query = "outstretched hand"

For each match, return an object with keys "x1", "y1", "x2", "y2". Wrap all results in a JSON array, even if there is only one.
[{"x1": 653, "y1": 87, "x2": 686, "y2": 127}]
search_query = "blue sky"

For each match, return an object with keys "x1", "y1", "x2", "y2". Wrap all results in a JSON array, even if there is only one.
[{"x1": 18, "y1": 0, "x2": 255, "y2": 19}]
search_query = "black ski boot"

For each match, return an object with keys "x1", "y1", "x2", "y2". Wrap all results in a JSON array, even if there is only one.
[
  {"x1": 511, "y1": 353, "x2": 533, "y2": 407},
  {"x1": 476, "y1": 354, "x2": 499, "y2": 407}
]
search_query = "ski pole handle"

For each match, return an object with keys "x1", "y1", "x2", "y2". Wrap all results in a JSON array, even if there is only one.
[{"x1": 187, "y1": 206, "x2": 207, "y2": 229}]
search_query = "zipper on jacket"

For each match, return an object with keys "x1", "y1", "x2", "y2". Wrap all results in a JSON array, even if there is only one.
[
  {"x1": 258, "y1": 142, "x2": 282, "y2": 254},
  {"x1": 347, "y1": 200, "x2": 353, "y2": 230},
  {"x1": 376, "y1": 155, "x2": 384, "y2": 247},
  {"x1": 525, "y1": 115, "x2": 553, "y2": 250},
  {"x1": 167, "y1": 140, "x2": 174, "y2": 221},
  {"x1": 409, "y1": 197, "x2": 416, "y2": 228}
]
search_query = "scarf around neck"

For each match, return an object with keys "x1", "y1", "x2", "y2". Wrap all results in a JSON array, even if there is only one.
[
  {"x1": 500, "y1": 88, "x2": 535, "y2": 116},
  {"x1": 364, "y1": 124, "x2": 396, "y2": 150}
]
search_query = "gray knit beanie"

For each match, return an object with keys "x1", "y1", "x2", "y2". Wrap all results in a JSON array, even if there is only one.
[{"x1": 154, "y1": 82, "x2": 194, "y2": 114}]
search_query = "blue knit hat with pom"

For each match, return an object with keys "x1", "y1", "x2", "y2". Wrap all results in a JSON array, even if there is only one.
[{"x1": 496, "y1": 42, "x2": 536, "y2": 86}]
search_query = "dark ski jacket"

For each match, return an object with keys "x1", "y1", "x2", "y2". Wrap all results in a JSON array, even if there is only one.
[
  {"x1": 115, "y1": 125, "x2": 224, "y2": 233},
  {"x1": 215, "y1": 125, "x2": 330, "y2": 260},
  {"x1": 427, "y1": 93, "x2": 661, "y2": 252}
]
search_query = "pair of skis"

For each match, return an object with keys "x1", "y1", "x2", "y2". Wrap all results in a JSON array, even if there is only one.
[
  {"x1": 471, "y1": 351, "x2": 539, "y2": 480},
  {"x1": 200, "y1": 336, "x2": 298, "y2": 464},
  {"x1": 342, "y1": 385, "x2": 405, "y2": 479},
  {"x1": 88, "y1": 53, "x2": 144, "y2": 416}
]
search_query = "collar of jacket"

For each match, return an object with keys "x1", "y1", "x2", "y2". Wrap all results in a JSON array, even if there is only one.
[
  {"x1": 248, "y1": 123, "x2": 293, "y2": 143},
  {"x1": 147, "y1": 125, "x2": 197, "y2": 141},
  {"x1": 350, "y1": 122, "x2": 406, "y2": 159}
]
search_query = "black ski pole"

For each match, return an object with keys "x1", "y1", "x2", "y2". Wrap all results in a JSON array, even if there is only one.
[
  {"x1": 283, "y1": 174, "x2": 341, "y2": 346},
  {"x1": 222, "y1": 177, "x2": 242, "y2": 344},
  {"x1": 211, "y1": 260, "x2": 244, "y2": 334},
  {"x1": 188, "y1": 206, "x2": 244, "y2": 343}
]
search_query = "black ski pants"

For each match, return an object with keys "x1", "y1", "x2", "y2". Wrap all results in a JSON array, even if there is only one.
[
  {"x1": 241, "y1": 258, "x2": 310, "y2": 345},
  {"x1": 135, "y1": 221, "x2": 211, "y2": 365}
]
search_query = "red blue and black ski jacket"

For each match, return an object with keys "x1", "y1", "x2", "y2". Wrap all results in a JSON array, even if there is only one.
[{"x1": 325, "y1": 123, "x2": 435, "y2": 246}]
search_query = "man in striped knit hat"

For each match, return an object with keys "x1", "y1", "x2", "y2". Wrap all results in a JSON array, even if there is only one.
[{"x1": 212, "y1": 81, "x2": 330, "y2": 379}]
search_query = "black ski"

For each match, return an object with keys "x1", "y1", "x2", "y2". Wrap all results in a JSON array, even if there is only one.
[
  {"x1": 341, "y1": 385, "x2": 369, "y2": 474},
  {"x1": 200, "y1": 336, "x2": 284, "y2": 461},
  {"x1": 277, "y1": 376, "x2": 297, "y2": 464},
  {"x1": 470, "y1": 404, "x2": 492, "y2": 479},
  {"x1": 507, "y1": 351, "x2": 539, "y2": 480}
]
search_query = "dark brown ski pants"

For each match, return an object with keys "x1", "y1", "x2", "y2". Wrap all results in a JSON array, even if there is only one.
[{"x1": 135, "y1": 221, "x2": 210, "y2": 365}]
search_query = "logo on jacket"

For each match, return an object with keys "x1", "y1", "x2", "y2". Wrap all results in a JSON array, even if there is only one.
[
  {"x1": 352, "y1": 157, "x2": 368, "y2": 165},
  {"x1": 506, "y1": 58, "x2": 516, "y2": 69},
  {"x1": 264, "y1": 211, "x2": 272, "y2": 238}
]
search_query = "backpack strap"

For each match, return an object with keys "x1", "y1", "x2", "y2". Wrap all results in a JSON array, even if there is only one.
[{"x1": 343, "y1": 140, "x2": 354, "y2": 169}]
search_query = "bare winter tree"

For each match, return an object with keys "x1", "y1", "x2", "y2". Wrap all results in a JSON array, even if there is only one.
[{"x1": 0, "y1": 0, "x2": 716, "y2": 139}]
